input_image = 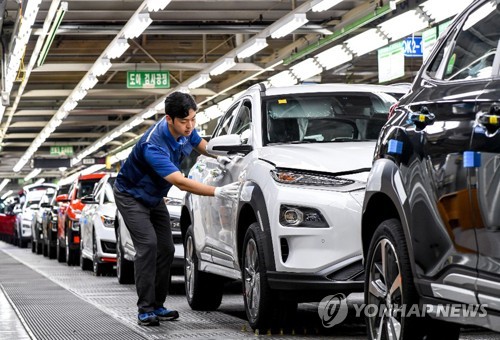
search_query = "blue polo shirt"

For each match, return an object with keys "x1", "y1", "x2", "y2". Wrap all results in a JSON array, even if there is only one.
[{"x1": 115, "y1": 118, "x2": 202, "y2": 208}]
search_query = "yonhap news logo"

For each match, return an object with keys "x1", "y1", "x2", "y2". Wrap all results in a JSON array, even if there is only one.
[{"x1": 317, "y1": 294, "x2": 488, "y2": 328}]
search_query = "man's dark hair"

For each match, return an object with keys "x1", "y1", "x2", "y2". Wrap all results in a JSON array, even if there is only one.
[{"x1": 164, "y1": 92, "x2": 197, "y2": 120}]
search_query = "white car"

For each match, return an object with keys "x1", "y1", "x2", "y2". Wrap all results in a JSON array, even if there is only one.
[
  {"x1": 80, "y1": 173, "x2": 117, "y2": 276},
  {"x1": 181, "y1": 83, "x2": 407, "y2": 330}
]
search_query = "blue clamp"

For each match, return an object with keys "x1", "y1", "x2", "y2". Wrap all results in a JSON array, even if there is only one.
[
  {"x1": 388, "y1": 139, "x2": 403, "y2": 155},
  {"x1": 463, "y1": 151, "x2": 481, "y2": 168}
]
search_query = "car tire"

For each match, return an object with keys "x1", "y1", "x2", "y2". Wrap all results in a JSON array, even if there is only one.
[
  {"x1": 92, "y1": 231, "x2": 106, "y2": 276},
  {"x1": 365, "y1": 218, "x2": 460, "y2": 340},
  {"x1": 48, "y1": 231, "x2": 57, "y2": 259},
  {"x1": 242, "y1": 222, "x2": 297, "y2": 331},
  {"x1": 57, "y1": 236, "x2": 66, "y2": 263},
  {"x1": 31, "y1": 237, "x2": 36, "y2": 253},
  {"x1": 80, "y1": 240, "x2": 92, "y2": 271},
  {"x1": 43, "y1": 241, "x2": 48, "y2": 257},
  {"x1": 116, "y1": 226, "x2": 134, "y2": 284},
  {"x1": 65, "y1": 230, "x2": 79, "y2": 266},
  {"x1": 184, "y1": 226, "x2": 223, "y2": 311}
]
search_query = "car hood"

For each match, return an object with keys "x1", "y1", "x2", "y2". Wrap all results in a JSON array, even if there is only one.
[{"x1": 258, "y1": 142, "x2": 376, "y2": 174}]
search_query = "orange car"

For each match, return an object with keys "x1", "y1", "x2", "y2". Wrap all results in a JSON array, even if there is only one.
[{"x1": 56, "y1": 173, "x2": 105, "y2": 265}]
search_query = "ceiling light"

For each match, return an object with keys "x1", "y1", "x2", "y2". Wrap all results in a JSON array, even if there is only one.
[
  {"x1": 311, "y1": 0, "x2": 344, "y2": 12},
  {"x1": 71, "y1": 88, "x2": 87, "y2": 102},
  {"x1": 195, "y1": 112, "x2": 210, "y2": 126},
  {"x1": 217, "y1": 97, "x2": 234, "y2": 112},
  {"x1": 205, "y1": 106, "x2": 223, "y2": 119},
  {"x1": 315, "y1": 45, "x2": 352, "y2": 70},
  {"x1": 270, "y1": 13, "x2": 308, "y2": 39},
  {"x1": 141, "y1": 109, "x2": 157, "y2": 119},
  {"x1": 378, "y1": 10, "x2": 428, "y2": 42},
  {"x1": 420, "y1": 0, "x2": 473, "y2": 24},
  {"x1": 345, "y1": 29, "x2": 388, "y2": 57},
  {"x1": 290, "y1": 58, "x2": 323, "y2": 81},
  {"x1": 63, "y1": 100, "x2": 78, "y2": 112},
  {"x1": 0, "y1": 179, "x2": 10, "y2": 192},
  {"x1": 106, "y1": 38, "x2": 130, "y2": 59},
  {"x1": 237, "y1": 38, "x2": 268, "y2": 59},
  {"x1": 24, "y1": 168, "x2": 42, "y2": 182},
  {"x1": 81, "y1": 74, "x2": 98, "y2": 90},
  {"x1": 188, "y1": 74, "x2": 210, "y2": 89},
  {"x1": 209, "y1": 57, "x2": 236, "y2": 76},
  {"x1": 269, "y1": 71, "x2": 298, "y2": 87},
  {"x1": 146, "y1": 0, "x2": 172, "y2": 12},
  {"x1": 33, "y1": 178, "x2": 45, "y2": 185},
  {"x1": 1, "y1": 190, "x2": 13, "y2": 200},
  {"x1": 123, "y1": 12, "x2": 152, "y2": 39},
  {"x1": 37, "y1": 2, "x2": 68, "y2": 67},
  {"x1": 91, "y1": 58, "x2": 112, "y2": 76}
]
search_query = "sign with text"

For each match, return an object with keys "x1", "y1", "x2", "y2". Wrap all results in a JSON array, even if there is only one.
[
  {"x1": 403, "y1": 36, "x2": 423, "y2": 57},
  {"x1": 378, "y1": 42, "x2": 405, "y2": 83},
  {"x1": 50, "y1": 145, "x2": 73, "y2": 156},
  {"x1": 127, "y1": 71, "x2": 170, "y2": 89},
  {"x1": 82, "y1": 157, "x2": 106, "y2": 165}
]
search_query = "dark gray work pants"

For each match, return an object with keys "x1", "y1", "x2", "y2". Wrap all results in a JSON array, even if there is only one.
[{"x1": 113, "y1": 186, "x2": 175, "y2": 314}]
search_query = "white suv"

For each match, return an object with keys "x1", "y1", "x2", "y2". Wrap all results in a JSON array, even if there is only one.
[{"x1": 181, "y1": 83, "x2": 407, "y2": 330}]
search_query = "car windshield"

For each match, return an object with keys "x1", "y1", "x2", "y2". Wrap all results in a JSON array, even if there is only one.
[
  {"x1": 78, "y1": 179, "x2": 100, "y2": 198},
  {"x1": 263, "y1": 92, "x2": 398, "y2": 145}
]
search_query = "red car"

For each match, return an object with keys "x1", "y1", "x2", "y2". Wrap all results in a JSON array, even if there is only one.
[
  {"x1": 0, "y1": 199, "x2": 18, "y2": 244},
  {"x1": 56, "y1": 173, "x2": 105, "y2": 265}
]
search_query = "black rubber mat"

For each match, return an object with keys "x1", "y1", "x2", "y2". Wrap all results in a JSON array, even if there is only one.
[{"x1": 0, "y1": 251, "x2": 146, "y2": 340}]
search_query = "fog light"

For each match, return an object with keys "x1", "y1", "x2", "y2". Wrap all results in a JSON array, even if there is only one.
[
  {"x1": 280, "y1": 204, "x2": 328, "y2": 228},
  {"x1": 283, "y1": 208, "x2": 303, "y2": 225}
]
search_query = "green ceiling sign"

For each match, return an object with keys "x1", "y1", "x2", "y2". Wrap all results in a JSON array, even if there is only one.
[
  {"x1": 50, "y1": 145, "x2": 73, "y2": 156},
  {"x1": 127, "y1": 71, "x2": 170, "y2": 89}
]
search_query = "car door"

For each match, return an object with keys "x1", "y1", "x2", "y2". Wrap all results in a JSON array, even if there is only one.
[
  {"x1": 397, "y1": 5, "x2": 492, "y2": 280},
  {"x1": 190, "y1": 101, "x2": 241, "y2": 266}
]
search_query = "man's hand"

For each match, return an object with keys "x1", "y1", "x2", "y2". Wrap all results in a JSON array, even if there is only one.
[{"x1": 214, "y1": 182, "x2": 240, "y2": 201}]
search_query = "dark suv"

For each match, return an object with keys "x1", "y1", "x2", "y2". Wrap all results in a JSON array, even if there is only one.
[{"x1": 362, "y1": 1, "x2": 500, "y2": 339}]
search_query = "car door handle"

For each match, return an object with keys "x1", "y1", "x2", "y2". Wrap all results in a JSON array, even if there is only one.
[
  {"x1": 477, "y1": 105, "x2": 500, "y2": 135},
  {"x1": 410, "y1": 106, "x2": 435, "y2": 130}
]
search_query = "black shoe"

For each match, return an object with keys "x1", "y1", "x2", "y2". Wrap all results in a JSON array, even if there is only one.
[
  {"x1": 137, "y1": 312, "x2": 160, "y2": 326},
  {"x1": 153, "y1": 307, "x2": 179, "y2": 321}
]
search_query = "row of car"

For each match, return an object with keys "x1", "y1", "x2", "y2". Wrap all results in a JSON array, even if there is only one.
[{"x1": 179, "y1": 1, "x2": 500, "y2": 338}]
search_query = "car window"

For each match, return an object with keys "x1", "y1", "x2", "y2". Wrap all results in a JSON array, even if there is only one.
[
  {"x1": 230, "y1": 101, "x2": 252, "y2": 143},
  {"x1": 104, "y1": 183, "x2": 115, "y2": 203},
  {"x1": 78, "y1": 179, "x2": 100, "y2": 199},
  {"x1": 264, "y1": 93, "x2": 398, "y2": 144},
  {"x1": 212, "y1": 103, "x2": 239, "y2": 137},
  {"x1": 442, "y1": 1, "x2": 500, "y2": 80}
]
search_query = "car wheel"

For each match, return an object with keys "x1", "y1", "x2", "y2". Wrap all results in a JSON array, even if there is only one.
[
  {"x1": 42, "y1": 240, "x2": 48, "y2": 257},
  {"x1": 92, "y1": 231, "x2": 105, "y2": 276},
  {"x1": 80, "y1": 240, "x2": 92, "y2": 271},
  {"x1": 116, "y1": 226, "x2": 134, "y2": 284},
  {"x1": 56, "y1": 237, "x2": 65, "y2": 262},
  {"x1": 184, "y1": 226, "x2": 223, "y2": 310},
  {"x1": 36, "y1": 234, "x2": 43, "y2": 255},
  {"x1": 242, "y1": 222, "x2": 297, "y2": 331},
  {"x1": 48, "y1": 231, "x2": 57, "y2": 259},
  {"x1": 365, "y1": 218, "x2": 460, "y2": 340},
  {"x1": 31, "y1": 237, "x2": 36, "y2": 253}
]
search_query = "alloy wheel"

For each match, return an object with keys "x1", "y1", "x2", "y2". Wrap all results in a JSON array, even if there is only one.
[
  {"x1": 244, "y1": 238, "x2": 260, "y2": 321},
  {"x1": 185, "y1": 235, "x2": 194, "y2": 299},
  {"x1": 367, "y1": 238, "x2": 403, "y2": 340}
]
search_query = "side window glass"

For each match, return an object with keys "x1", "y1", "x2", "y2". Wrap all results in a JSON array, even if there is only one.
[
  {"x1": 230, "y1": 101, "x2": 252, "y2": 144},
  {"x1": 104, "y1": 184, "x2": 115, "y2": 203},
  {"x1": 443, "y1": 2, "x2": 500, "y2": 80},
  {"x1": 213, "y1": 104, "x2": 238, "y2": 137}
]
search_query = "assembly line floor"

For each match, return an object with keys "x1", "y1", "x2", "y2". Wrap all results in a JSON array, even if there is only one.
[{"x1": 1, "y1": 241, "x2": 499, "y2": 340}]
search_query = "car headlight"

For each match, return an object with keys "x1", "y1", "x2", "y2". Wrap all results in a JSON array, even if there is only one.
[
  {"x1": 270, "y1": 168, "x2": 355, "y2": 187},
  {"x1": 100, "y1": 215, "x2": 115, "y2": 228},
  {"x1": 279, "y1": 205, "x2": 328, "y2": 228},
  {"x1": 71, "y1": 219, "x2": 80, "y2": 231}
]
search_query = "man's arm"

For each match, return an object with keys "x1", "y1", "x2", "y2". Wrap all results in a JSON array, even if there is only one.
[
  {"x1": 194, "y1": 138, "x2": 215, "y2": 158},
  {"x1": 165, "y1": 171, "x2": 216, "y2": 196}
]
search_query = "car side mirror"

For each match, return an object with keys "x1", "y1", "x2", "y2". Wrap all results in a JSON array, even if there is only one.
[
  {"x1": 56, "y1": 194, "x2": 70, "y2": 203},
  {"x1": 207, "y1": 134, "x2": 253, "y2": 156},
  {"x1": 81, "y1": 195, "x2": 98, "y2": 204}
]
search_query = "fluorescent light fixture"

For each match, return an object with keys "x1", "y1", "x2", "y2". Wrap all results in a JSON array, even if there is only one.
[
  {"x1": 271, "y1": 13, "x2": 308, "y2": 39},
  {"x1": 269, "y1": 70, "x2": 298, "y2": 87},
  {"x1": 71, "y1": 88, "x2": 87, "y2": 102},
  {"x1": 311, "y1": 0, "x2": 344, "y2": 12},
  {"x1": 123, "y1": 12, "x2": 153, "y2": 39},
  {"x1": 378, "y1": 10, "x2": 428, "y2": 42},
  {"x1": 179, "y1": 86, "x2": 190, "y2": 93},
  {"x1": 106, "y1": 39, "x2": 130, "y2": 59},
  {"x1": 91, "y1": 58, "x2": 112, "y2": 76},
  {"x1": 205, "y1": 105, "x2": 223, "y2": 119},
  {"x1": 37, "y1": 2, "x2": 67, "y2": 67},
  {"x1": 463, "y1": 1, "x2": 495, "y2": 31},
  {"x1": 345, "y1": 29, "x2": 388, "y2": 57},
  {"x1": 115, "y1": 147, "x2": 133, "y2": 161},
  {"x1": 146, "y1": 0, "x2": 172, "y2": 12},
  {"x1": 315, "y1": 44, "x2": 352, "y2": 70},
  {"x1": 195, "y1": 112, "x2": 210, "y2": 125},
  {"x1": 63, "y1": 100, "x2": 78, "y2": 112},
  {"x1": 188, "y1": 74, "x2": 210, "y2": 89},
  {"x1": 210, "y1": 57, "x2": 236, "y2": 76},
  {"x1": 24, "y1": 168, "x2": 42, "y2": 182},
  {"x1": 217, "y1": 97, "x2": 234, "y2": 112},
  {"x1": 290, "y1": 58, "x2": 323, "y2": 81},
  {"x1": 420, "y1": 0, "x2": 473, "y2": 24},
  {"x1": 33, "y1": 178, "x2": 45, "y2": 185},
  {"x1": 141, "y1": 109, "x2": 157, "y2": 119},
  {"x1": 0, "y1": 179, "x2": 10, "y2": 192},
  {"x1": 1, "y1": 190, "x2": 13, "y2": 200},
  {"x1": 81, "y1": 74, "x2": 98, "y2": 90},
  {"x1": 55, "y1": 109, "x2": 68, "y2": 120},
  {"x1": 237, "y1": 38, "x2": 268, "y2": 59}
]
